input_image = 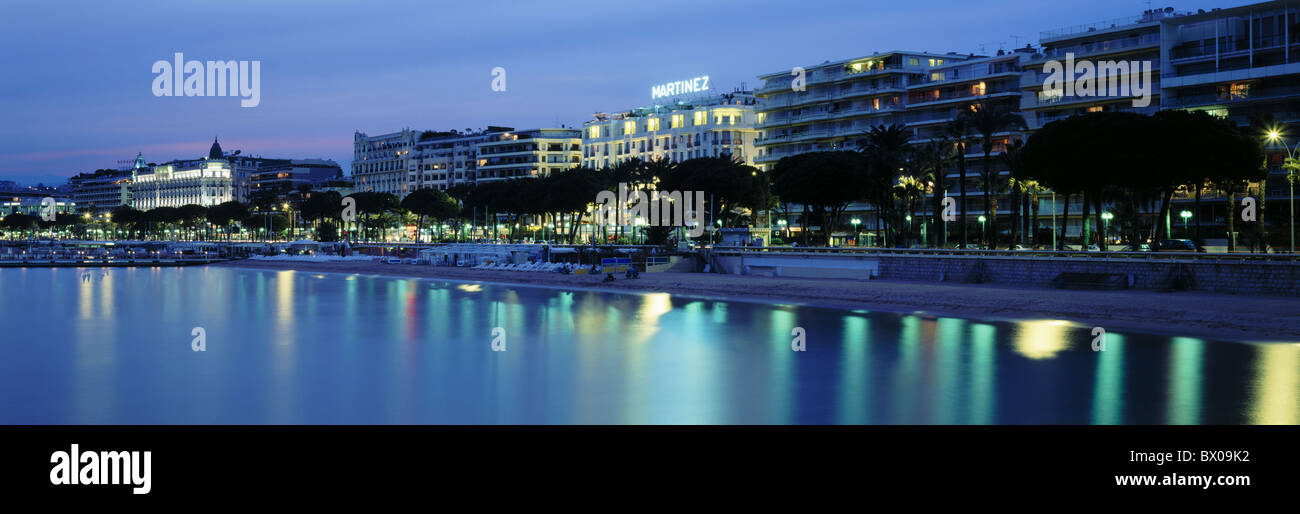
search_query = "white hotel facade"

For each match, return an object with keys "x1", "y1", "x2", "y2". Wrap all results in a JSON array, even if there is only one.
[
  {"x1": 581, "y1": 89, "x2": 760, "y2": 169},
  {"x1": 130, "y1": 139, "x2": 235, "y2": 210}
]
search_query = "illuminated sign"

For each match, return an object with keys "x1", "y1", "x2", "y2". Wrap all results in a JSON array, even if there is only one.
[{"x1": 651, "y1": 75, "x2": 710, "y2": 99}]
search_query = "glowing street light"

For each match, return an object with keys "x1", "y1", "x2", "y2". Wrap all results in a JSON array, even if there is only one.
[
  {"x1": 1101, "y1": 212, "x2": 1113, "y2": 245},
  {"x1": 1180, "y1": 209, "x2": 1192, "y2": 236},
  {"x1": 851, "y1": 217, "x2": 861, "y2": 246}
]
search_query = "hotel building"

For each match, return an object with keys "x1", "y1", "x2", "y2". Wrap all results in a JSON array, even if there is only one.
[
  {"x1": 755, "y1": 52, "x2": 968, "y2": 171},
  {"x1": 351, "y1": 129, "x2": 417, "y2": 196},
  {"x1": 130, "y1": 139, "x2": 235, "y2": 210},
  {"x1": 581, "y1": 89, "x2": 760, "y2": 169}
]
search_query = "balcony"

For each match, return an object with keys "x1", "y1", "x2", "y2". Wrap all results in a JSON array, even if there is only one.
[
  {"x1": 1170, "y1": 36, "x2": 1296, "y2": 61},
  {"x1": 908, "y1": 89, "x2": 1019, "y2": 107},
  {"x1": 1039, "y1": 13, "x2": 1178, "y2": 42}
]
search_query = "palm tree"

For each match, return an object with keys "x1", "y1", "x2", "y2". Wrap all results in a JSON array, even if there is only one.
[
  {"x1": 1001, "y1": 139, "x2": 1026, "y2": 247},
  {"x1": 860, "y1": 124, "x2": 912, "y2": 247},
  {"x1": 945, "y1": 118, "x2": 974, "y2": 247},
  {"x1": 963, "y1": 102, "x2": 1026, "y2": 249},
  {"x1": 914, "y1": 139, "x2": 951, "y2": 247},
  {"x1": 894, "y1": 175, "x2": 926, "y2": 246}
]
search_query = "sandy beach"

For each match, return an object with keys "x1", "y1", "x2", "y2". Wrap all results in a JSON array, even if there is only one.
[{"x1": 214, "y1": 259, "x2": 1300, "y2": 342}]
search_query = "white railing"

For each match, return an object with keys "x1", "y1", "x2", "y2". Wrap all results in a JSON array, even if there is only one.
[{"x1": 707, "y1": 245, "x2": 1300, "y2": 264}]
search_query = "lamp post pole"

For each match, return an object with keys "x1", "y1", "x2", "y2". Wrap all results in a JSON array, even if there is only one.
[
  {"x1": 1101, "y1": 212, "x2": 1112, "y2": 249},
  {"x1": 1264, "y1": 131, "x2": 1299, "y2": 254}
]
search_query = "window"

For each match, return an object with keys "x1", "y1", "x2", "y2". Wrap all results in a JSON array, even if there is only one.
[
  {"x1": 647, "y1": 117, "x2": 660, "y2": 131},
  {"x1": 909, "y1": 58, "x2": 920, "y2": 66},
  {"x1": 588, "y1": 126, "x2": 600, "y2": 139},
  {"x1": 671, "y1": 114, "x2": 684, "y2": 128},
  {"x1": 624, "y1": 120, "x2": 636, "y2": 135},
  {"x1": 694, "y1": 111, "x2": 707, "y2": 126}
]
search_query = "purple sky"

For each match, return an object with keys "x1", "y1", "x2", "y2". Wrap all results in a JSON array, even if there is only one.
[{"x1": 0, "y1": 0, "x2": 1252, "y2": 185}]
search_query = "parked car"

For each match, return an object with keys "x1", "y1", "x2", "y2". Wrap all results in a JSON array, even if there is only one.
[
  {"x1": 1123, "y1": 243, "x2": 1152, "y2": 252},
  {"x1": 1158, "y1": 239, "x2": 1206, "y2": 252}
]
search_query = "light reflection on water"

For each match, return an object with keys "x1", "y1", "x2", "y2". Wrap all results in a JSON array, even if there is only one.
[{"x1": 1, "y1": 266, "x2": 1298, "y2": 425}]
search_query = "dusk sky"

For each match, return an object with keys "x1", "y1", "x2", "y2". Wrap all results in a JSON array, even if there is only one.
[{"x1": 0, "y1": 0, "x2": 1253, "y2": 185}]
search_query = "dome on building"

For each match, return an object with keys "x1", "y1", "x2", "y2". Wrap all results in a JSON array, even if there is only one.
[
  {"x1": 208, "y1": 137, "x2": 224, "y2": 160},
  {"x1": 134, "y1": 151, "x2": 146, "y2": 170}
]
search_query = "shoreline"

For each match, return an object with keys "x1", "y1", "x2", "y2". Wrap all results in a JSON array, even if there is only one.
[{"x1": 211, "y1": 259, "x2": 1300, "y2": 343}]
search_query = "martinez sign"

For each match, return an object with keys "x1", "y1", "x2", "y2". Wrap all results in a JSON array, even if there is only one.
[{"x1": 651, "y1": 75, "x2": 710, "y2": 100}]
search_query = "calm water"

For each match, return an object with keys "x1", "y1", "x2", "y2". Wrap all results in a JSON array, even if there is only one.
[{"x1": 1, "y1": 266, "x2": 1297, "y2": 424}]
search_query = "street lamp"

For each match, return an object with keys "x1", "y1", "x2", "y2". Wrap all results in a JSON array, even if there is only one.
[
  {"x1": 978, "y1": 215, "x2": 986, "y2": 247},
  {"x1": 1265, "y1": 129, "x2": 1299, "y2": 254},
  {"x1": 850, "y1": 217, "x2": 861, "y2": 247},
  {"x1": 1179, "y1": 210, "x2": 1192, "y2": 237}
]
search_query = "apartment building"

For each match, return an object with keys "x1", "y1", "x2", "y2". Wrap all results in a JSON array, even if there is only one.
[
  {"x1": 0, "y1": 191, "x2": 75, "y2": 217},
  {"x1": 1160, "y1": 1, "x2": 1300, "y2": 243},
  {"x1": 475, "y1": 128, "x2": 581, "y2": 182},
  {"x1": 407, "y1": 127, "x2": 514, "y2": 191},
  {"x1": 906, "y1": 50, "x2": 1032, "y2": 235},
  {"x1": 1020, "y1": 8, "x2": 1181, "y2": 130},
  {"x1": 69, "y1": 160, "x2": 135, "y2": 215},
  {"x1": 581, "y1": 89, "x2": 759, "y2": 169},
  {"x1": 755, "y1": 51, "x2": 968, "y2": 171}
]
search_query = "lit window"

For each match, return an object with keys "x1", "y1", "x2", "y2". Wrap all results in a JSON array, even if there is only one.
[
  {"x1": 647, "y1": 117, "x2": 660, "y2": 131},
  {"x1": 909, "y1": 58, "x2": 920, "y2": 66},
  {"x1": 624, "y1": 120, "x2": 636, "y2": 135},
  {"x1": 694, "y1": 111, "x2": 707, "y2": 126},
  {"x1": 671, "y1": 114, "x2": 684, "y2": 128},
  {"x1": 588, "y1": 126, "x2": 599, "y2": 139}
]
